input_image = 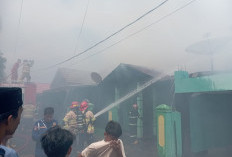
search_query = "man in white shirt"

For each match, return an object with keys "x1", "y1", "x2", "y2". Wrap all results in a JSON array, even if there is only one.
[{"x1": 79, "y1": 120, "x2": 126, "y2": 157}]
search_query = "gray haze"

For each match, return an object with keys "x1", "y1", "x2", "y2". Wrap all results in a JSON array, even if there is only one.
[{"x1": 1, "y1": 0, "x2": 232, "y2": 83}]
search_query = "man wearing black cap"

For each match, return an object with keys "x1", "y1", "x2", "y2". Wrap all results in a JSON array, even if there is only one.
[{"x1": 0, "y1": 87, "x2": 23, "y2": 157}]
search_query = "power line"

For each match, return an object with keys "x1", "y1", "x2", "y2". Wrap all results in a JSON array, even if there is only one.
[
  {"x1": 6, "y1": 0, "x2": 24, "y2": 81},
  {"x1": 69, "y1": 0, "x2": 198, "y2": 67},
  {"x1": 14, "y1": 0, "x2": 24, "y2": 55},
  {"x1": 35, "y1": 0, "x2": 196, "y2": 73},
  {"x1": 73, "y1": 0, "x2": 90, "y2": 55},
  {"x1": 40, "y1": 0, "x2": 169, "y2": 70}
]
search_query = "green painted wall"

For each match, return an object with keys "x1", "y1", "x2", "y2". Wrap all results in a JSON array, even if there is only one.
[
  {"x1": 174, "y1": 70, "x2": 232, "y2": 153},
  {"x1": 156, "y1": 104, "x2": 182, "y2": 157},
  {"x1": 189, "y1": 93, "x2": 232, "y2": 152},
  {"x1": 175, "y1": 71, "x2": 232, "y2": 93}
]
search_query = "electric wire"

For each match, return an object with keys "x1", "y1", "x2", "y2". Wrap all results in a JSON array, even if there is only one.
[
  {"x1": 87, "y1": 0, "x2": 199, "y2": 117},
  {"x1": 8, "y1": 0, "x2": 24, "y2": 82},
  {"x1": 15, "y1": 0, "x2": 197, "y2": 79},
  {"x1": 39, "y1": 0, "x2": 169, "y2": 70},
  {"x1": 14, "y1": 0, "x2": 24, "y2": 55},
  {"x1": 73, "y1": 0, "x2": 90, "y2": 55},
  {"x1": 69, "y1": 0, "x2": 198, "y2": 67}
]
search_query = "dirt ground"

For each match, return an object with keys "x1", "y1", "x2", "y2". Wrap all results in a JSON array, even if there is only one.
[
  {"x1": 11, "y1": 127, "x2": 157, "y2": 157},
  {"x1": 8, "y1": 122, "x2": 232, "y2": 157}
]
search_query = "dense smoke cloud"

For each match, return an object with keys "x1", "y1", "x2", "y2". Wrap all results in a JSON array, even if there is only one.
[{"x1": 0, "y1": 0, "x2": 232, "y2": 83}]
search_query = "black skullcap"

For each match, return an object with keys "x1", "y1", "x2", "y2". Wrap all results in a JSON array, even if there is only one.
[{"x1": 0, "y1": 87, "x2": 23, "y2": 114}]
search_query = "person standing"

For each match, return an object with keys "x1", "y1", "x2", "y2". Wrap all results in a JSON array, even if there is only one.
[
  {"x1": 79, "y1": 120, "x2": 126, "y2": 157},
  {"x1": 128, "y1": 104, "x2": 140, "y2": 144},
  {"x1": 11, "y1": 59, "x2": 21, "y2": 84},
  {"x1": 81, "y1": 99, "x2": 95, "y2": 145},
  {"x1": 63, "y1": 101, "x2": 80, "y2": 156},
  {"x1": 20, "y1": 60, "x2": 34, "y2": 83},
  {"x1": 0, "y1": 87, "x2": 23, "y2": 157},
  {"x1": 77, "y1": 101, "x2": 88, "y2": 152},
  {"x1": 85, "y1": 106, "x2": 95, "y2": 145},
  {"x1": 63, "y1": 101, "x2": 79, "y2": 136},
  {"x1": 32, "y1": 107, "x2": 58, "y2": 157}
]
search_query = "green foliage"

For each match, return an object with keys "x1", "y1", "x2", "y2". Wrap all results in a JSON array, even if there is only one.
[{"x1": 0, "y1": 52, "x2": 6, "y2": 83}]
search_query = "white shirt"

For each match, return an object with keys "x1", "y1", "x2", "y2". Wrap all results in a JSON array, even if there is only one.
[
  {"x1": 0, "y1": 145, "x2": 18, "y2": 157},
  {"x1": 81, "y1": 139, "x2": 126, "y2": 157}
]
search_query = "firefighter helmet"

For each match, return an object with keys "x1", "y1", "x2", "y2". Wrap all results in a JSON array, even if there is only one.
[
  {"x1": 80, "y1": 101, "x2": 88, "y2": 111},
  {"x1": 133, "y1": 104, "x2": 138, "y2": 108},
  {"x1": 70, "y1": 101, "x2": 79, "y2": 108}
]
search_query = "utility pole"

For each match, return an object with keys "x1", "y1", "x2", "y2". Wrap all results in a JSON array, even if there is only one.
[{"x1": 204, "y1": 32, "x2": 214, "y2": 71}]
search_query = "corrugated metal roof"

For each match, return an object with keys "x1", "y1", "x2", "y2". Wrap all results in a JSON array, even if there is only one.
[
  {"x1": 101, "y1": 63, "x2": 161, "y2": 86},
  {"x1": 121, "y1": 63, "x2": 160, "y2": 77},
  {"x1": 51, "y1": 68, "x2": 100, "y2": 89}
]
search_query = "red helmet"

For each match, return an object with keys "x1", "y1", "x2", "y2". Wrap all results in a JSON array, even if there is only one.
[
  {"x1": 133, "y1": 104, "x2": 138, "y2": 108},
  {"x1": 70, "y1": 101, "x2": 79, "y2": 109},
  {"x1": 80, "y1": 101, "x2": 88, "y2": 111}
]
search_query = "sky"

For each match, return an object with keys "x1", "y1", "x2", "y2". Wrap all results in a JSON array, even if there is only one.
[{"x1": 0, "y1": 0, "x2": 232, "y2": 83}]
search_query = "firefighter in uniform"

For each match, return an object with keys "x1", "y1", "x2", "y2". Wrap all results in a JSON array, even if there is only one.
[
  {"x1": 128, "y1": 103, "x2": 139, "y2": 144},
  {"x1": 63, "y1": 101, "x2": 80, "y2": 156},
  {"x1": 85, "y1": 101, "x2": 96, "y2": 145},
  {"x1": 20, "y1": 60, "x2": 34, "y2": 83},
  {"x1": 63, "y1": 101, "x2": 79, "y2": 136},
  {"x1": 77, "y1": 100, "x2": 88, "y2": 152},
  {"x1": 11, "y1": 59, "x2": 21, "y2": 83}
]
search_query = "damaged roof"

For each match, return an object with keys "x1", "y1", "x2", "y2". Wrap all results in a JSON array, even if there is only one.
[
  {"x1": 101, "y1": 63, "x2": 161, "y2": 85},
  {"x1": 51, "y1": 68, "x2": 101, "y2": 89},
  {"x1": 122, "y1": 63, "x2": 160, "y2": 77}
]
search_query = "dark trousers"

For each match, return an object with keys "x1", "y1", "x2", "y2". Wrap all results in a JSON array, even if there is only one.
[
  {"x1": 86, "y1": 133, "x2": 94, "y2": 145},
  {"x1": 129, "y1": 118, "x2": 138, "y2": 143},
  {"x1": 78, "y1": 132, "x2": 86, "y2": 151}
]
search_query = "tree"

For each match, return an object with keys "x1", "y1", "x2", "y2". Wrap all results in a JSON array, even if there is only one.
[{"x1": 0, "y1": 52, "x2": 6, "y2": 83}]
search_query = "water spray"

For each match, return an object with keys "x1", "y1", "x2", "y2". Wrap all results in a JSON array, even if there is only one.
[{"x1": 94, "y1": 72, "x2": 168, "y2": 118}]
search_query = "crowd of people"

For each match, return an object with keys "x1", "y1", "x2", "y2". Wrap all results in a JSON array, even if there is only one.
[{"x1": 0, "y1": 87, "x2": 126, "y2": 157}]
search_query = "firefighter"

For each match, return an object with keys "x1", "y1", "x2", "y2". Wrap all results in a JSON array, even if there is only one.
[
  {"x1": 63, "y1": 101, "x2": 80, "y2": 156},
  {"x1": 11, "y1": 59, "x2": 21, "y2": 83},
  {"x1": 77, "y1": 100, "x2": 88, "y2": 151},
  {"x1": 20, "y1": 60, "x2": 34, "y2": 83},
  {"x1": 63, "y1": 101, "x2": 79, "y2": 136},
  {"x1": 84, "y1": 99, "x2": 95, "y2": 113},
  {"x1": 85, "y1": 101, "x2": 96, "y2": 145},
  {"x1": 128, "y1": 103, "x2": 140, "y2": 144}
]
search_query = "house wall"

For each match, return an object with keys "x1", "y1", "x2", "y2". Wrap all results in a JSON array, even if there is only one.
[
  {"x1": 174, "y1": 71, "x2": 232, "y2": 156},
  {"x1": 189, "y1": 92, "x2": 232, "y2": 152}
]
